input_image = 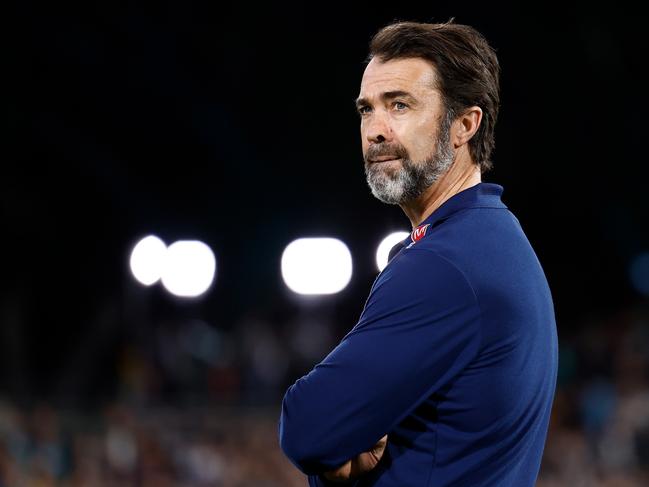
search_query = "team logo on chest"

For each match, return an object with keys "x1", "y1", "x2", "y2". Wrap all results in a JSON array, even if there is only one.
[{"x1": 411, "y1": 223, "x2": 431, "y2": 243}]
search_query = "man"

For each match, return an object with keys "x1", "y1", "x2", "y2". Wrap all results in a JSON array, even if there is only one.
[{"x1": 279, "y1": 19, "x2": 558, "y2": 487}]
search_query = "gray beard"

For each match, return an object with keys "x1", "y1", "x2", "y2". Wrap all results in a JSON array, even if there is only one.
[{"x1": 364, "y1": 118, "x2": 455, "y2": 205}]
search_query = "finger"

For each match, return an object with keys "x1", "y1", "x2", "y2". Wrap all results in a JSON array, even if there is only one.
[{"x1": 323, "y1": 460, "x2": 352, "y2": 482}]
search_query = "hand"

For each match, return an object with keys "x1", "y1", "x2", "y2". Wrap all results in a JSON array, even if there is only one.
[{"x1": 322, "y1": 435, "x2": 388, "y2": 483}]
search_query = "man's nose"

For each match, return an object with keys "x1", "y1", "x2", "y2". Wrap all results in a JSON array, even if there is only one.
[{"x1": 365, "y1": 111, "x2": 393, "y2": 144}]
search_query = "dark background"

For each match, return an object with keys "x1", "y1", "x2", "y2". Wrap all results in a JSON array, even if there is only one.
[
  {"x1": 2, "y1": 2, "x2": 649, "y2": 484},
  {"x1": 4, "y1": 2, "x2": 648, "y2": 402}
]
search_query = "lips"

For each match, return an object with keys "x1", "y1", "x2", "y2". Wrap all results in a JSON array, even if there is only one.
[{"x1": 370, "y1": 156, "x2": 401, "y2": 162}]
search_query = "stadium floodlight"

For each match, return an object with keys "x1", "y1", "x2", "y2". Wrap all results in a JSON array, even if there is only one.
[
  {"x1": 376, "y1": 231, "x2": 410, "y2": 271},
  {"x1": 129, "y1": 235, "x2": 167, "y2": 286},
  {"x1": 281, "y1": 238, "x2": 353, "y2": 295},
  {"x1": 161, "y1": 240, "x2": 216, "y2": 298}
]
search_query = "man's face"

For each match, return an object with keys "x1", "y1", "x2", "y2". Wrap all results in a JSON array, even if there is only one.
[{"x1": 357, "y1": 57, "x2": 455, "y2": 205}]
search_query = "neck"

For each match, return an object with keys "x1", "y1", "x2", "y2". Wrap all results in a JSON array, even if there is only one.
[{"x1": 400, "y1": 149, "x2": 482, "y2": 229}]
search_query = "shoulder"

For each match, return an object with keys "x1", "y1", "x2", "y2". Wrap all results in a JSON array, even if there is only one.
[
  {"x1": 372, "y1": 247, "x2": 479, "y2": 308},
  {"x1": 407, "y1": 206, "x2": 529, "y2": 271}
]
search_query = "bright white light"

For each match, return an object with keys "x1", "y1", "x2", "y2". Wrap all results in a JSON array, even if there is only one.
[
  {"x1": 281, "y1": 238, "x2": 353, "y2": 295},
  {"x1": 129, "y1": 235, "x2": 167, "y2": 286},
  {"x1": 161, "y1": 240, "x2": 216, "y2": 298},
  {"x1": 376, "y1": 231, "x2": 410, "y2": 271}
]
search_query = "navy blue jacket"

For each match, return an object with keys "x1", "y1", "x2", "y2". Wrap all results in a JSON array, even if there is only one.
[{"x1": 279, "y1": 182, "x2": 558, "y2": 486}]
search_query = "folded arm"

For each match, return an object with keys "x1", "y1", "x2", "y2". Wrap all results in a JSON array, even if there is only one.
[{"x1": 278, "y1": 249, "x2": 482, "y2": 479}]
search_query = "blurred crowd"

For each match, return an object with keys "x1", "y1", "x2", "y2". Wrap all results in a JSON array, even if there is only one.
[
  {"x1": 1, "y1": 303, "x2": 648, "y2": 486},
  {"x1": 0, "y1": 402, "x2": 305, "y2": 487},
  {"x1": 537, "y1": 304, "x2": 649, "y2": 486}
]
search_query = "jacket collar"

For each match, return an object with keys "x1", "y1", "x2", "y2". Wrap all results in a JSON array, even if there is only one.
[
  {"x1": 387, "y1": 182, "x2": 506, "y2": 262},
  {"x1": 412, "y1": 182, "x2": 506, "y2": 236}
]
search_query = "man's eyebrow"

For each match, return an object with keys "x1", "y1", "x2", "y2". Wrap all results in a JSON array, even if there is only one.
[{"x1": 354, "y1": 90, "x2": 417, "y2": 109}]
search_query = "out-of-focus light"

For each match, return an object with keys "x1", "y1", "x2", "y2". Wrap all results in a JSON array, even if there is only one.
[
  {"x1": 129, "y1": 235, "x2": 167, "y2": 286},
  {"x1": 161, "y1": 240, "x2": 216, "y2": 298},
  {"x1": 629, "y1": 251, "x2": 649, "y2": 296},
  {"x1": 281, "y1": 238, "x2": 352, "y2": 295},
  {"x1": 376, "y1": 231, "x2": 410, "y2": 271},
  {"x1": 105, "y1": 426, "x2": 137, "y2": 472}
]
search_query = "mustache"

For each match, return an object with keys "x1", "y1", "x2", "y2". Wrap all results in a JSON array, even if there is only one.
[{"x1": 364, "y1": 144, "x2": 409, "y2": 163}]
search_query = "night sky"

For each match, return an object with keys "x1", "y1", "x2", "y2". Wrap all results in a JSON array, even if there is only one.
[{"x1": 4, "y1": 2, "x2": 648, "y2": 401}]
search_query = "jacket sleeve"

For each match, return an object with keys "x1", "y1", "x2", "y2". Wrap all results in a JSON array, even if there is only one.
[{"x1": 278, "y1": 248, "x2": 483, "y2": 477}]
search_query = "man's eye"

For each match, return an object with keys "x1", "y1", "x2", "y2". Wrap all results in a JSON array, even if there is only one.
[
  {"x1": 394, "y1": 101, "x2": 408, "y2": 110},
  {"x1": 358, "y1": 106, "x2": 371, "y2": 115}
]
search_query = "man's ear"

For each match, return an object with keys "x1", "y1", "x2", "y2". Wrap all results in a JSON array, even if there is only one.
[{"x1": 452, "y1": 106, "x2": 483, "y2": 148}]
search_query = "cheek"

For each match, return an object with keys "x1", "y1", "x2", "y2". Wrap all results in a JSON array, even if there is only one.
[
  {"x1": 403, "y1": 117, "x2": 439, "y2": 158},
  {"x1": 361, "y1": 138, "x2": 369, "y2": 155}
]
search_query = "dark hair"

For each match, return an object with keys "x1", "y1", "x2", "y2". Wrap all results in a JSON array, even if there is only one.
[{"x1": 366, "y1": 19, "x2": 501, "y2": 172}]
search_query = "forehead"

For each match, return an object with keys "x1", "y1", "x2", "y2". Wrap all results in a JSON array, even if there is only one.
[{"x1": 359, "y1": 57, "x2": 437, "y2": 99}]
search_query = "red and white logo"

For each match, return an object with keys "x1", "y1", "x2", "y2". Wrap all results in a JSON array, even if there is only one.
[{"x1": 411, "y1": 223, "x2": 430, "y2": 243}]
